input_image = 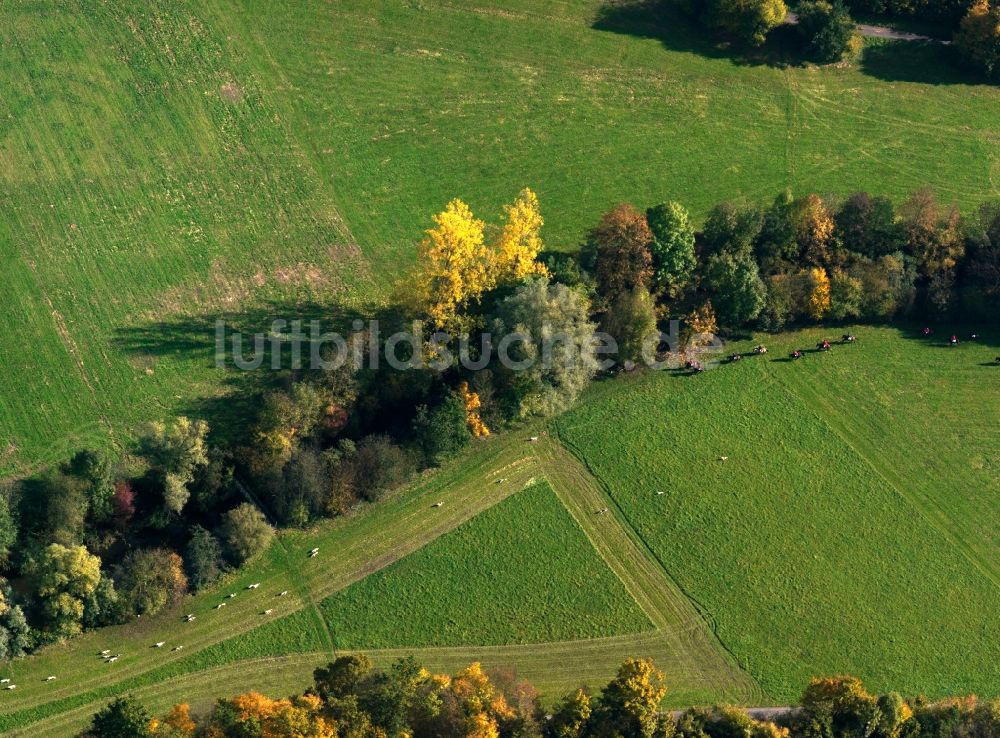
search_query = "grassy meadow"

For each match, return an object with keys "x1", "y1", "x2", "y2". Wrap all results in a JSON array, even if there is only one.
[
  {"x1": 321, "y1": 480, "x2": 652, "y2": 647},
  {"x1": 556, "y1": 325, "x2": 1000, "y2": 701},
  {"x1": 2, "y1": 0, "x2": 1000, "y2": 474},
  {"x1": 3, "y1": 0, "x2": 1000, "y2": 730}
]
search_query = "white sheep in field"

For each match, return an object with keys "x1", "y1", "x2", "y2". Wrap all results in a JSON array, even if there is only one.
[
  {"x1": 154, "y1": 642, "x2": 166, "y2": 648},
  {"x1": 5, "y1": 684, "x2": 16, "y2": 690},
  {"x1": 45, "y1": 676, "x2": 57, "y2": 682},
  {"x1": 263, "y1": 609, "x2": 273, "y2": 615},
  {"x1": 278, "y1": 590, "x2": 289, "y2": 597}
]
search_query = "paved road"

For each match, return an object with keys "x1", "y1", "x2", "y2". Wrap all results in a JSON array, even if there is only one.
[{"x1": 785, "y1": 12, "x2": 950, "y2": 44}]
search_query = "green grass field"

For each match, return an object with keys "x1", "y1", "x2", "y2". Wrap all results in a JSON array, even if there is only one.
[
  {"x1": 556, "y1": 325, "x2": 1000, "y2": 701},
  {"x1": 2, "y1": 0, "x2": 999, "y2": 475},
  {"x1": 0, "y1": 428, "x2": 756, "y2": 735},
  {"x1": 321, "y1": 480, "x2": 652, "y2": 647},
  {"x1": 3, "y1": 0, "x2": 1000, "y2": 731}
]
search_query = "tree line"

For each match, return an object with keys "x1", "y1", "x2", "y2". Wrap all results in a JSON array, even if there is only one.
[
  {"x1": 80, "y1": 654, "x2": 1000, "y2": 738},
  {"x1": 2, "y1": 185, "x2": 997, "y2": 657}
]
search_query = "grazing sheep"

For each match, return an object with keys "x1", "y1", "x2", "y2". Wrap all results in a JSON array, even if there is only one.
[
  {"x1": 100, "y1": 649, "x2": 111, "y2": 656},
  {"x1": 529, "y1": 436, "x2": 539, "y2": 442},
  {"x1": 248, "y1": 582, "x2": 260, "y2": 589},
  {"x1": 45, "y1": 676, "x2": 56, "y2": 682},
  {"x1": 228, "y1": 593, "x2": 237, "y2": 598},
  {"x1": 173, "y1": 646, "x2": 184, "y2": 652},
  {"x1": 656, "y1": 491, "x2": 665, "y2": 496},
  {"x1": 719, "y1": 456, "x2": 729, "y2": 461},
  {"x1": 278, "y1": 590, "x2": 289, "y2": 597},
  {"x1": 216, "y1": 603, "x2": 226, "y2": 609},
  {"x1": 6, "y1": 684, "x2": 15, "y2": 690},
  {"x1": 185, "y1": 615, "x2": 196, "y2": 622},
  {"x1": 263, "y1": 609, "x2": 273, "y2": 615},
  {"x1": 154, "y1": 642, "x2": 166, "y2": 648},
  {"x1": 1, "y1": 678, "x2": 9, "y2": 684},
  {"x1": 432, "y1": 501, "x2": 443, "y2": 508},
  {"x1": 108, "y1": 657, "x2": 119, "y2": 663}
]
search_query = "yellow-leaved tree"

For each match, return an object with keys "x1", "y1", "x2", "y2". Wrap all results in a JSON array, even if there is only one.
[
  {"x1": 417, "y1": 190, "x2": 549, "y2": 334},
  {"x1": 806, "y1": 267, "x2": 831, "y2": 320},
  {"x1": 493, "y1": 188, "x2": 550, "y2": 284},
  {"x1": 418, "y1": 198, "x2": 492, "y2": 334}
]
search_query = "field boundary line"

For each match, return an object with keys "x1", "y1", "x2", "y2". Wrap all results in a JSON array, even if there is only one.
[{"x1": 536, "y1": 430, "x2": 764, "y2": 703}]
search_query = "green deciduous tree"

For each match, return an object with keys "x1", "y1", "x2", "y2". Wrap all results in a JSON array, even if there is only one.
[
  {"x1": 185, "y1": 525, "x2": 224, "y2": 590},
  {"x1": 87, "y1": 694, "x2": 152, "y2": 738},
  {"x1": 117, "y1": 548, "x2": 187, "y2": 617},
  {"x1": 797, "y1": 0, "x2": 857, "y2": 62},
  {"x1": 491, "y1": 277, "x2": 599, "y2": 417},
  {"x1": 828, "y1": 269, "x2": 865, "y2": 321},
  {"x1": 219, "y1": 503, "x2": 274, "y2": 565},
  {"x1": 704, "y1": 253, "x2": 767, "y2": 327},
  {"x1": 139, "y1": 417, "x2": 209, "y2": 516},
  {"x1": 955, "y1": 0, "x2": 1000, "y2": 80},
  {"x1": 646, "y1": 201, "x2": 697, "y2": 297},
  {"x1": 703, "y1": 201, "x2": 764, "y2": 260},
  {"x1": 602, "y1": 287, "x2": 659, "y2": 367},
  {"x1": 835, "y1": 193, "x2": 901, "y2": 259},
  {"x1": 412, "y1": 393, "x2": 472, "y2": 466}
]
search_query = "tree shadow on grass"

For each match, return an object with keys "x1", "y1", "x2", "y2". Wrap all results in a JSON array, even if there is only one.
[
  {"x1": 112, "y1": 299, "x2": 412, "y2": 445},
  {"x1": 592, "y1": 0, "x2": 808, "y2": 69},
  {"x1": 593, "y1": 0, "x2": 995, "y2": 86},
  {"x1": 859, "y1": 40, "x2": 985, "y2": 85}
]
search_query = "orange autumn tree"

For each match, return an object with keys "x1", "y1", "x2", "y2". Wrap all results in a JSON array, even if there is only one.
[
  {"x1": 150, "y1": 704, "x2": 196, "y2": 737},
  {"x1": 205, "y1": 691, "x2": 337, "y2": 738},
  {"x1": 458, "y1": 381, "x2": 489, "y2": 438}
]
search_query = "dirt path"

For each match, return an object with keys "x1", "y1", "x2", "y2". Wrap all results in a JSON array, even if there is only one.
[{"x1": 785, "y1": 12, "x2": 950, "y2": 44}]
